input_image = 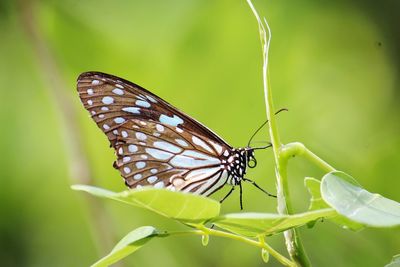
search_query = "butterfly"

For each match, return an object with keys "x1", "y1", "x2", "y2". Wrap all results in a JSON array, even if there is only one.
[{"x1": 77, "y1": 72, "x2": 275, "y2": 208}]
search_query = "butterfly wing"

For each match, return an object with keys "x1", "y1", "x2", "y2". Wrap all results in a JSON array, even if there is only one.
[{"x1": 77, "y1": 71, "x2": 231, "y2": 196}]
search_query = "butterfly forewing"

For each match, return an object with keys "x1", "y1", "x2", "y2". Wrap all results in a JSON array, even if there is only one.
[{"x1": 77, "y1": 72, "x2": 232, "y2": 195}]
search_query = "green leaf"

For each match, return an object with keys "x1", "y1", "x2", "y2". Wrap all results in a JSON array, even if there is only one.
[
  {"x1": 304, "y1": 177, "x2": 364, "y2": 231},
  {"x1": 304, "y1": 177, "x2": 330, "y2": 228},
  {"x1": 91, "y1": 226, "x2": 161, "y2": 267},
  {"x1": 72, "y1": 185, "x2": 220, "y2": 223},
  {"x1": 321, "y1": 171, "x2": 400, "y2": 227},
  {"x1": 211, "y1": 209, "x2": 336, "y2": 237},
  {"x1": 71, "y1": 185, "x2": 136, "y2": 205},
  {"x1": 385, "y1": 254, "x2": 400, "y2": 267},
  {"x1": 304, "y1": 177, "x2": 330, "y2": 211}
]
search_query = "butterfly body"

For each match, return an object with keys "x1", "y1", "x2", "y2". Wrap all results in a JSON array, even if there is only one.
[{"x1": 77, "y1": 72, "x2": 256, "y2": 197}]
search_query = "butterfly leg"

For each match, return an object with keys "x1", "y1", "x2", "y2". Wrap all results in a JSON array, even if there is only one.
[
  {"x1": 242, "y1": 178, "x2": 276, "y2": 198},
  {"x1": 218, "y1": 185, "x2": 243, "y2": 210},
  {"x1": 219, "y1": 186, "x2": 235, "y2": 204},
  {"x1": 239, "y1": 182, "x2": 243, "y2": 210}
]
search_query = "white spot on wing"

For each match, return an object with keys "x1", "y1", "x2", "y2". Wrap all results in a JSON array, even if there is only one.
[
  {"x1": 136, "y1": 162, "x2": 146, "y2": 169},
  {"x1": 145, "y1": 148, "x2": 174, "y2": 160},
  {"x1": 114, "y1": 117, "x2": 126, "y2": 124},
  {"x1": 136, "y1": 100, "x2": 151, "y2": 108},
  {"x1": 123, "y1": 156, "x2": 131, "y2": 163},
  {"x1": 87, "y1": 100, "x2": 93, "y2": 105},
  {"x1": 211, "y1": 141, "x2": 223, "y2": 154},
  {"x1": 223, "y1": 150, "x2": 229, "y2": 157},
  {"x1": 112, "y1": 88, "x2": 124, "y2": 95},
  {"x1": 147, "y1": 176, "x2": 157, "y2": 183},
  {"x1": 154, "y1": 141, "x2": 182, "y2": 153},
  {"x1": 156, "y1": 124, "x2": 164, "y2": 132},
  {"x1": 172, "y1": 178, "x2": 185, "y2": 187},
  {"x1": 101, "y1": 107, "x2": 109, "y2": 111},
  {"x1": 185, "y1": 167, "x2": 221, "y2": 183},
  {"x1": 128, "y1": 145, "x2": 138, "y2": 152},
  {"x1": 124, "y1": 167, "x2": 131, "y2": 174},
  {"x1": 147, "y1": 95, "x2": 157, "y2": 103},
  {"x1": 192, "y1": 136, "x2": 213, "y2": 153},
  {"x1": 122, "y1": 107, "x2": 140, "y2": 114},
  {"x1": 134, "y1": 174, "x2": 142, "y2": 180},
  {"x1": 92, "y1": 80, "x2": 100, "y2": 85},
  {"x1": 121, "y1": 131, "x2": 128, "y2": 138},
  {"x1": 87, "y1": 88, "x2": 94, "y2": 95},
  {"x1": 181, "y1": 150, "x2": 218, "y2": 161},
  {"x1": 154, "y1": 181, "x2": 164, "y2": 188},
  {"x1": 159, "y1": 114, "x2": 183, "y2": 126},
  {"x1": 115, "y1": 84, "x2": 123, "y2": 88},
  {"x1": 136, "y1": 132, "x2": 147, "y2": 140},
  {"x1": 102, "y1": 96, "x2": 114, "y2": 105},
  {"x1": 103, "y1": 124, "x2": 110, "y2": 130},
  {"x1": 150, "y1": 168, "x2": 157, "y2": 174},
  {"x1": 170, "y1": 152, "x2": 220, "y2": 168},
  {"x1": 175, "y1": 139, "x2": 188, "y2": 147}
]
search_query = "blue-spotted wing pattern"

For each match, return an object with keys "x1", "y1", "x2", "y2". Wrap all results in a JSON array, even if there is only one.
[{"x1": 77, "y1": 72, "x2": 254, "y2": 196}]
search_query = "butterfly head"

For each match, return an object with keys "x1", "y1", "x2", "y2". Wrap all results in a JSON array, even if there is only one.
[{"x1": 245, "y1": 147, "x2": 257, "y2": 168}]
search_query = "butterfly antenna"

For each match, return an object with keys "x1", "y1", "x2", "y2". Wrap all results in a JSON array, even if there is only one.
[
  {"x1": 247, "y1": 108, "x2": 288, "y2": 147},
  {"x1": 252, "y1": 143, "x2": 272, "y2": 151},
  {"x1": 247, "y1": 121, "x2": 268, "y2": 147}
]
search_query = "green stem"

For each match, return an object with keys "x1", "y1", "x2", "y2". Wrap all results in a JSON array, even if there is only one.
[
  {"x1": 280, "y1": 142, "x2": 336, "y2": 173},
  {"x1": 246, "y1": 1, "x2": 311, "y2": 266},
  {"x1": 277, "y1": 156, "x2": 311, "y2": 267},
  {"x1": 189, "y1": 227, "x2": 296, "y2": 267}
]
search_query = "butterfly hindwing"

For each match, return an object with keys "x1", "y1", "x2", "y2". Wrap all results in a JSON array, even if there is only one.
[{"x1": 77, "y1": 71, "x2": 232, "y2": 195}]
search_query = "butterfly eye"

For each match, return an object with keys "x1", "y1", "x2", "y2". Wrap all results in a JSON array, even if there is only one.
[{"x1": 247, "y1": 155, "x2": 257, "y2": 168}]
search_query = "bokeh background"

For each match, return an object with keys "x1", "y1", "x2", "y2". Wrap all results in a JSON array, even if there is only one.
[{"x1": 1, "y1": 0, "x2": 399, "y2": 266}]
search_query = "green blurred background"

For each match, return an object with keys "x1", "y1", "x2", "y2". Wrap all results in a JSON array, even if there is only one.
[{"x1": 1, "y1": 0, "x2": 399, "y2": 266}]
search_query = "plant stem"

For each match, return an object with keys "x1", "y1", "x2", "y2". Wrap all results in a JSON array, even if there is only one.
[
  {"x1": 277, "y1": 155, "x2": 311, "y2": 267},
  {"x1": 247, "y1": 1, "x2": 311, "y2": 266},
  {"x1": 188, "y1": 227, "x2": 296, "y2": 267},
  {"x1": 280, "y1": 142, "x2": 336, "y2": 173}
]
